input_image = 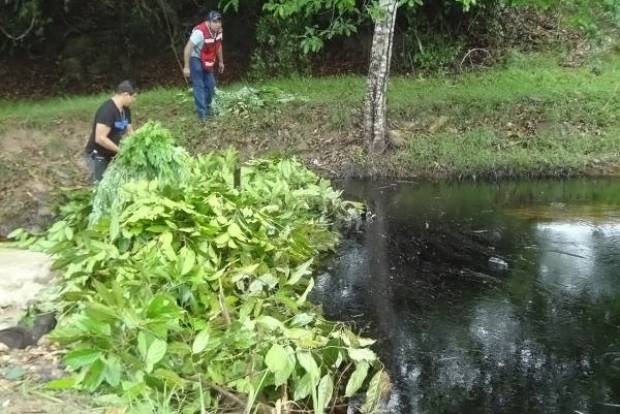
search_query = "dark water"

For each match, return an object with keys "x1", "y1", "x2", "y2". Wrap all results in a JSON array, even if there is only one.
[{"x1": 314, "y1": 178, "x2": 620, "y2": 414}]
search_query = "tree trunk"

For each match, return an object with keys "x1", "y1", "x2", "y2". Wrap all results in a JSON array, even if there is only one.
[{"x1": 363, "y1": 0, "x2": 398, "y2": 154}]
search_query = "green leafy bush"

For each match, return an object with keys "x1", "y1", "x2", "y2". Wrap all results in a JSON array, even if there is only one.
[
  {"x1": 212, "y1": 86, "x2": 303, "y2": 117},
  {"x1": 90, "y1": 121, "x2": 191, "y2": 224},
  {"x1": 11, "y1": 123, "x2": 387, "y2": 413}
]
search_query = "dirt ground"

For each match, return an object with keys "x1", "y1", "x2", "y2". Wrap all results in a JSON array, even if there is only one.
[
  {"x1": 0, "y1": 342, "x2": 94, "y2": 414},
  {"x1": 0, "y1": 122, "x2": 90, "y2": 238}
]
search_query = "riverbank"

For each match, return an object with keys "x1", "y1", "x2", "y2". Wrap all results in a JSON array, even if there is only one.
[{"x1": 1, "y1": 50, "x2": 620, "y2": 236}]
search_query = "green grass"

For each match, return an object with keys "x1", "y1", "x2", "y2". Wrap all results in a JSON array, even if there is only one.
[
  {"x1": 385, "y1": 51, "x2": 620, "y2": 177},
  {"x1": 391, "y1": 52, "x2": 619, "y2": 110},
  {"x1": 2, "y1": 51, "x2": 618, "y2": 123},
  {"x1": 0, "y1": 88, "x2": 184, "y2": 125},
  {"x1": 1, "y1": 51, "x2": 620, "y2": 179},
  {"x1": 402, "y1": 126, "x2": 620, "y2": 178}
]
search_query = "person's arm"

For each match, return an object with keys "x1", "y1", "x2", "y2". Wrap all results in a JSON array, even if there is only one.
[
  {"x1": 183, "y1": 30, "x2": 203, "y2": 78},
  {"x1": 217, "y1": 44, "x2": 224, "y2": 74},
  {"x1": 94, "y1": 123, "x2": 119, "y2": 153},
  {"x1": 183, "y1": 39, "x2": 192, "y2": 78},
  {"x1": 127, "y1": 124, "x2": 134, "y2": 135}
]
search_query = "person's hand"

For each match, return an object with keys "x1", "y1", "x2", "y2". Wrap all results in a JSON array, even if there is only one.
[
  {"x1": 219, "y1": 62, "x2": 225, "y2": 74},
  {"x1": 182, "y1": 66, "x2": 190, "y2": 78}
]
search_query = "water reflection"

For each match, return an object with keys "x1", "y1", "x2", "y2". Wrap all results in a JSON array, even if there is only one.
[
  {"x1": 315, "y1": 179, "x2": 620, "y2": 414},
  {"x1": 536, "y1": 222, "x2": 620, "y2": 301}
]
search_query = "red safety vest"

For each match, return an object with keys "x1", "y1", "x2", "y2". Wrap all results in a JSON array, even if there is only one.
[{"x1": 194, "y1": 22, "x2": 222, "y2": 72}]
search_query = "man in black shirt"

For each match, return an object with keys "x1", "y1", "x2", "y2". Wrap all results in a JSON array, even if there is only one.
[{"x1": 85, "y1": 80, "x2": 138, "y2": 182}]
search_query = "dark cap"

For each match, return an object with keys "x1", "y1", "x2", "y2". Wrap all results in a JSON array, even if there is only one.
[
  {"x1": 207, "y1": 10, "x2": 222, "y2": 22},
  {"x1": 115, "y1": 80, "x2": 138, "y2": 95}
]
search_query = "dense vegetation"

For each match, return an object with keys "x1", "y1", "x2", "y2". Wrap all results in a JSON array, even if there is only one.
[
  {"x1": 3, "y1": 0, "x2": 619, "y2": 96},
  {"x1": 10, "y1": 123, "x2": 388, "y2": 413}
]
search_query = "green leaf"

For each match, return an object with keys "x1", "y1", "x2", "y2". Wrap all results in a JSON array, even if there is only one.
[
  {"x1": 227, "y1": 222, "x2": 246, "y2": 240},
  {"x1": 159, "y1": 232, "x2": 176, "y2": 261},
  {"x1": 345, "y1": 361, "x2": 369, "y2": 397},
  {"x1": 214, "y1": 232, "x2": 230, "y2": 247},
  {"x1": 121, "y1": 379, "x2": 147, "y2": 400},
  {"x1": 45, "y1": 376, "x2": 77, "y2": 390},
  {"x1": 287, "y1": 259, "x2": 313, "y2": 285},
  {"x1": 137, "y1": 332, "x2": 148, "y2": 360},
  {"x1": 83, "y1": 359, "x2": 106, "y2": 391},
  {"x1": 208, "y1": 364, "x2": 225, "y2": 384},
  {"x1": 248, "y1": 279, "x2": 265, "y2": 294},
  {"x1": 7, "y1": 228, "x2": 27, "y2": 240},
  {"x1": 179, "y1": 246, "x2": 196, "y2": 276},
  {"x1": 256, "y1": 315, "x2": 284, "y2": 331},
  {"x1": 316, "y1": 374, "x2": 334, "y2": 413},
  {"x1": 234, "y1": 263, "x2": 261, "y2": 278},
  {"x1": 357, "y1": 337, "x2": 377, "y2": 347},
  {"x1": 85, "y1": 302, "x2": 117, "y2": 322},
  {"x1": 145, "y1": 339, "x2": 167, "y2": 373},
  {"x1": 192, "y1": 329, "x2": 210, "y2": 354},
  {"x1": 348, "y1": 348, "x2": 377, "y2": 362},
  {"x1": 284, "y1": 327, "x2": 314, "y2": 342},
  {"x1": 291, "y1": 313, "x2": 314, "y2": 327},
  {"x1": 64, "y1": 349, "x2": 102, "y2": 369},
  {"x1": 154, "y1": 368, "x2": 185, "y2": 387},
  {"x1": 104, "y1": 355, "x2": 122, "y2": 387},
  {"x1": 146, "y1": 224, "x2": 169, "y2": 233},
  {"x1": 92, "y1": 280, "x2": 116, "y2": 306},
  {"x1": 64, "y1": 226, "x2": 74, "y2": 240},
  {"x1": 110, "y1": 217, "x2": 120, "y2": 240},
  {"x1": 265, "y1": 344, "x2": 287, "y2": 373},
  {"x1": 296, "y1": 351, "x2": 320, "y2": 383},
  {"x1": 167, "y1": 341, "x2": 192, "y2": 356},
  {"x1": 147, "y1": 295, "x2": 180, "y2": 319},
  {"x1": 341, "y1": 330, "x2": 377, "y2": 348},
  {"x1": 274, "y1": 346, "x2": 296, "y2": 386},
  {"x1": 296, "y1": 277, "x2": 315, "y2": 305},
  {"x1": 361, "y1": 370, "x2": 390, "y2": 414},
  {"x1": 294, "y1": 372, "x2": 314, "y2": 400}
]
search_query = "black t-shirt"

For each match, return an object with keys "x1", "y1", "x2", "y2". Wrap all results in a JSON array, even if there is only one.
[{"x1": 85, "y1": 99, "x2": 132, "y2": 158}]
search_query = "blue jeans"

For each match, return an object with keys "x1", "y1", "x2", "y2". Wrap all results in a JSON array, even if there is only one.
[
  {"x1": 85, "y1": 152, "x2": 111, "y2": 184},
  {"x1": 190, "y1": 57, "x2": 216, "y2": 120}
]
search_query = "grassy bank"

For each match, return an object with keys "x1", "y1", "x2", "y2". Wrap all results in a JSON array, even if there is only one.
[
  {"x1": 3, "y1": 51, "x2": 620, "y2": 175},
  {"x1": 1, "y1": 50, "x2": 620, "y2": 234}
]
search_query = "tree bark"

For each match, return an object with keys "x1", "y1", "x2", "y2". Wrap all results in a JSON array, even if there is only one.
[{"x1": 363, "y1": 0, "x2": 398, "y2": 154}]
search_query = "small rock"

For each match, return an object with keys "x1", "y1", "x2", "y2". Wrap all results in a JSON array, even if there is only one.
[
  {"x1": 0, "y1": 313, "x2": 57, "y2": 350},
  {"x1": 3, "y1": 366, "x2": 26, "y2": 381},
  {"x1": 37, "y1": 336, "x2": 52, "y2": 346},
  {"x1": 0, "y1": 248, "x2": 54, "y2": 310}
]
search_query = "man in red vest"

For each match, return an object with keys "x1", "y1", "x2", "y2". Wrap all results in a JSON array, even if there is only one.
[{"x1": 182, "y1": 10, "x2": 224, "y2": 120}]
